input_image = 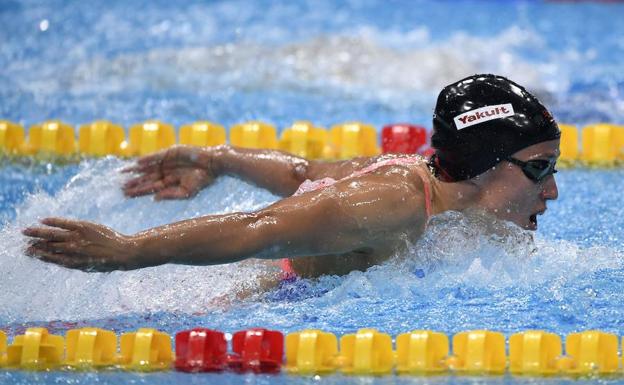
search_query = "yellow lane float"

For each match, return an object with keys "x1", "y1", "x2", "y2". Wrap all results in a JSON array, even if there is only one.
[
  {"x1": 0, "y1": 330, "x2": 6, "y2": 367},
  {"x1": 448, "y1": 330, "x2": 506, "y2": 374},
  {"x1": 615, "y1": 124, "x2": 624, "y2": 161},
  {"x1": 285, "y1": 329, "x2": 339, "y2": 374},
  {"x1": 79, "y1": 120, "x2": 126, "y2": 157},
  {"x1": 179, "y1": 121, "x2": 226, "y2": 147},
  {"x1": 230, "y1": 121, "x2": 278, "y2": 149},
  {"x1": 118, "y1": 328, "x2": 173, "y2": 371},
  {"x1": 0, "y1": 120, "x2": 25, "y2": 155},
  {"x1": 6, "y1": 328, "x2": 64, "y2": 370},
  {"x1": 509, "y1": 330, "x2": 561, "y2": 375},
  {"x1": 126, "y1": 120, "x2": 176, "y2": 156},
  {"x1": 581, "y1": 124, "x2": 620, "y2": 166},
  {"x1": 22, "y1": 120, "x2": 76, "y2": 156},
  {"x1": 396, "y1": 330, "x2": 449, "y2": 374},
  {"x1": 563, "y1": 330, "x2": 618, "y2": 375},
  {"x1": 330, "y1": 121, "x2": 380, "y2": 159},
  {"x1": 558, "y1": 124, "x2": 579, "y2": 166},
  {"x1": 279, "y1": 121, "x2": 330, "y2": 159},
  {"x1": 65, "y1": 327, "x2": 117, "y2": 369},
  {"x1": 339, "y1": 328, "x2": 393, "y2": 375}
]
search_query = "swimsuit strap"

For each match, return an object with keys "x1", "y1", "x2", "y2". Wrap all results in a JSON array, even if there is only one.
[{"x1": 417, "y1": 169, "x2": 434, "y2": 219}]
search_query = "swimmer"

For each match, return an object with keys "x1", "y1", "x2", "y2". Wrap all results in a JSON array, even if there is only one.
[{"x1": 23, "y1": 74, "x2": 560, "y2": 278}]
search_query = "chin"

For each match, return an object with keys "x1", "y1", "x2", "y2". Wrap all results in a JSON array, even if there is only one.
[
  {"x1": 509, "y1": 217, "x2": 537, "y2": 231},
  {"x1": 519, "y1": 218, "x2": 537, "y2": 231}
]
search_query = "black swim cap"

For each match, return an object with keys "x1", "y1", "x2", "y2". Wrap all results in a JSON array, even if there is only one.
[{"x1": 430, "y1": 74, "x2": 560, "y2": 181}]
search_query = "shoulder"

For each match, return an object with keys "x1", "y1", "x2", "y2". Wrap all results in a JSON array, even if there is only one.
[{"x1": 364, "y1": 155, "x2": 432, "y2": 192}]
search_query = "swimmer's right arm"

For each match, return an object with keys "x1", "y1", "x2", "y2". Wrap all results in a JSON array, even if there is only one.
[{"x1": 123, "y1": 145, "x2": 378, "y2": 198}]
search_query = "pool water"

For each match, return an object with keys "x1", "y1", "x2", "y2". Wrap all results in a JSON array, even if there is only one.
[{"x1": 1, "y1": 0, "x2": 624, "y2": 384}]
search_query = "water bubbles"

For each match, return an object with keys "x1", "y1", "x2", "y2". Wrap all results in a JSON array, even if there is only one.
[
  {"x1": 39, "y1": 19, "x2": 49, "y2": 32},
  {"x1": 584, "y1": 287, "x2": 598, "y2": 298}
]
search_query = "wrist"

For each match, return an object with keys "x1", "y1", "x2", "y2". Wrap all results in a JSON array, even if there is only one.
[
  {"x1": 124, "y1": 234, "x2": 169, "y2": 269},
  {"x1": 207, "y1": 144, "x2": 229, "y2": 175}
]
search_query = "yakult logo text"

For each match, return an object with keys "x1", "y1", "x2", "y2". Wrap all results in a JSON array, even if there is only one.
[{"x1": 453, "y1": 103, "x2": 515, "y2": 130}]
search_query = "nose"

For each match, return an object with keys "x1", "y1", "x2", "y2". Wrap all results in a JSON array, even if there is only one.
[{"x1": 540, "y1": 174, "x2": 558, "y2": 201}]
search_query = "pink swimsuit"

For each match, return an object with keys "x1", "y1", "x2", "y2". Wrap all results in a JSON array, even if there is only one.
[{"x1": 279, "y1": 156, "x2": 434, "y2": 279}]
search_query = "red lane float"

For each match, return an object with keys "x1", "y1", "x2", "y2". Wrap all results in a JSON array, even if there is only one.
[
  {"x1": 381, "y1": 124, "x2": 427, "y2": 154},
  {"x1": 227, "y1": 328, "x2": 284, "y2": 373},
  {"x1": 175, "y1": 328, "x2": 228, "y2": 372}
]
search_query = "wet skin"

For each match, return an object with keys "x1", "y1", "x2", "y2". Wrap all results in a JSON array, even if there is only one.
[{"x1": 23, "y1": 140, "x2": 559, "y2": 276}]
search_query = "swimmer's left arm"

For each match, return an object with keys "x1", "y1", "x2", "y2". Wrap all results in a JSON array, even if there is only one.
[
  {"x1": 251, "y1": 171, "x2": 428, "y2": 259},
  {"x1": 23, "y1": 169, "x2": 427, "y2": 271},
  {"x1": 141, "y1": 169, "x2": 427, "y2": 265},
  {"x1": 130, "y1": 171, "x2": 427, "y2": 266}
]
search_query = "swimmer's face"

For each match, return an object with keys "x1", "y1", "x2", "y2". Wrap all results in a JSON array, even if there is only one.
[{"x1": 474, "y1": 139, "x2": 560, "y2": 230}]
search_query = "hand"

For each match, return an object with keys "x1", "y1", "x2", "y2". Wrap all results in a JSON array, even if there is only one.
[
  {"x1": 123, "y1": 145, "x2": 218, "y2": 200},
  {"x1": 23, "y1": 218, "x2": 143, "y2": 272}
]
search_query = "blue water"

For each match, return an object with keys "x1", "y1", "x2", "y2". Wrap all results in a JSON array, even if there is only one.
[{"x1": 2, "y1": 0, "x2": 624, "y2": 384}]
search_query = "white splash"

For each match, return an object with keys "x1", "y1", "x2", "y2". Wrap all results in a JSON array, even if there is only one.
[
  {"x1": 48, "y1": 26, "x2": 552, "y2": 108},
  {"x1": 0, "y1": 158, "x2": 280, "y2": 323},
  {"x1": 321, "y1": 210, "x2": 624, "y2": 303}
]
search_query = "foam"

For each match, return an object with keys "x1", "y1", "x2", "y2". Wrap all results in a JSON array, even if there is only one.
[
  {"x1": 0, "y1": 158, "x2": 279, "y2": 323},
  {"x1": 56, "y1": 27, "x2": 550, "y2": 110}
]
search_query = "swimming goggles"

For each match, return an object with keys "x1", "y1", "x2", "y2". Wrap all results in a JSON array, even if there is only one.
[{"x1": 506, "y1": 157, "x2": 558, "y2": 183}]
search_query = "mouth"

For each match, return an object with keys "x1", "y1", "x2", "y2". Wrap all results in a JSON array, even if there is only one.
[{"x1": 528, "y1": 209, "x2": 546, "y2": 230}]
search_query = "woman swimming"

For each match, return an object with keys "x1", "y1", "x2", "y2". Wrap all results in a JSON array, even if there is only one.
[{"x1": 23, "y1": 74, "x2": 560, "y2": 277}]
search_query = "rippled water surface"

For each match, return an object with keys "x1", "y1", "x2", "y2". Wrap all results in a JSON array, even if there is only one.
[{"x1": 1, "y1": 0, "x2": 624, "y2": 384}]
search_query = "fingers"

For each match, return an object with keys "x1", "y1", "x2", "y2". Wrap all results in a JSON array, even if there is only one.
[
  {"x1": 27, "y1": 247, "x2": 74, "y2": 266},
  {"x1": 26, "y1": 246, "x2": 88, "y2": 270},
  {"x1": 23, "y1": 220, "x2": 121, "y2": 272},
  {"x1": 121, "y1": 161, "x2": 160, "y2": 175},
  {"x1": 122, "y1": 146, "x2": 185, "y2": 174},
  {"x1": 26, "y1": 241, "x2": 110, "y2": 271},
  {"x1": 124, "y1": 173, "x2": 182, "y2": 197},
  {"x1": 154, "y1": 174, "x2": 196, "y2": 200},
  {"x1": 27, "y1": 240, "x2": 75, "y2": 260},
  {"x1": 121, "y1": 151, "x2": 168, "y2": 173},
  {"x1": 154, "y1": 186, "x2": 192, "y2": 200},
  {"x1": 22, "y1": 226, "x2": 72, "y2": 242},
  {"x1": 27, "y1": 239, "x2": 72, "y2": 253},
  {"x1": 40, "y1": 217, "x2": 85, "y2": 231},
  {"x1": 124, "y1": 180, "x2": 167, "y2": 197},
  {"x1": 123, "y1": 172, "x2": 160, "y2": 191}
]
